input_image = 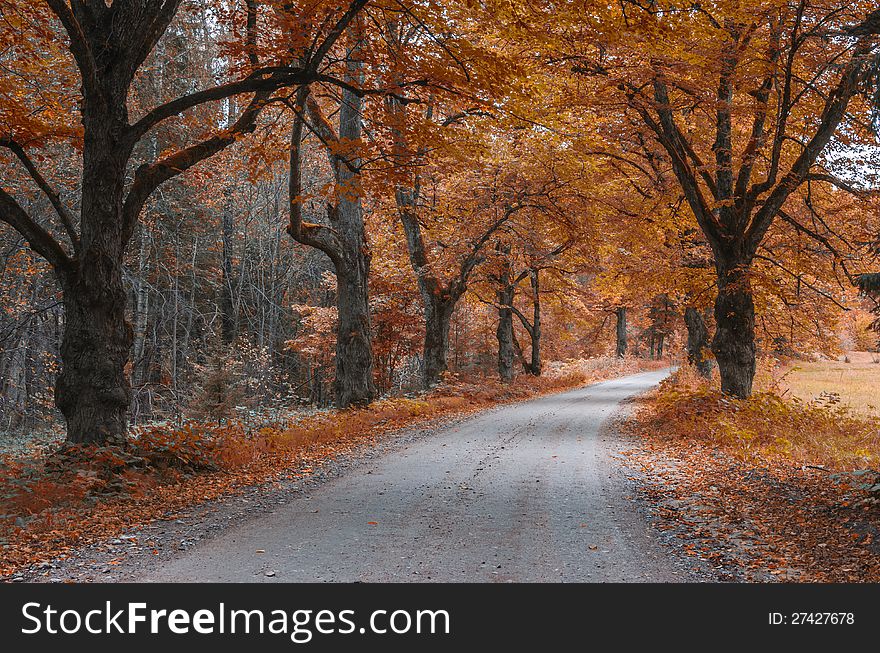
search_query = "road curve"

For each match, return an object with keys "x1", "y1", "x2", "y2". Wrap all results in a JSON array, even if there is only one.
[{"x1": 138, "y1": 369, "x2": 698, "y2": 582}]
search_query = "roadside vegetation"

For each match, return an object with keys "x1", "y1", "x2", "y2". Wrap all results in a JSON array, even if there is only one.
[{"x1": 628, "y1": 357, "x2": 880, "y2": 582}]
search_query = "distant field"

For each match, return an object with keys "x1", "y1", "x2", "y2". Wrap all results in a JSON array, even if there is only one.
[{"x1": 781, "y1": 352, "x2": 880, "y2": 417}]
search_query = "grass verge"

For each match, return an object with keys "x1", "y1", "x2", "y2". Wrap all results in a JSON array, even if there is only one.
[
  {"x1": 625, "y1": 366, "x2": 880, "y2": 582},
  {"x1": 779, "y1": 352, "x2": 880, "y2": 417}
]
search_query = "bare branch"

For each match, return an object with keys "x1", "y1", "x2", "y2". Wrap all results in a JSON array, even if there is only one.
[
  {"x1": 287, "y1": 86, "x2": 343, "y2": 265},
  {"x1": 0, "y1": 186, "x2": 72, "y2": 274},
  {"x1": 754, "y1": 253, "x2": 849, "y2": 310},
  {"x1": 129, "y1": 67, "x2": 314, "y2": 141},
  {"x1": 122, "y1": 89, "x2": 271, "y2": 244},
  {"x1": 0, "y1": 138, "x2": 79, "y2": 250},
  {"x1": 744, "y1": 40, "x2": 871, "y2": 256}
]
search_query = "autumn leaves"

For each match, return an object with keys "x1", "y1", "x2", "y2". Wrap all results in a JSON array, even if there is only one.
[{"x1": 1, "y1": 1, "x2": 879, "y2": 447}]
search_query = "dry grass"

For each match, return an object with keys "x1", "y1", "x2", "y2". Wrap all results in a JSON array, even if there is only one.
[
  {"x1": 780, "y1": 351, "x2": 880, "y2": 417},
  {"x1": 627, "y1": 362, "x2": 880, "y2": 583},
  {"x1": 645, "y1": 365, "x2": 880, "y2": 471}
]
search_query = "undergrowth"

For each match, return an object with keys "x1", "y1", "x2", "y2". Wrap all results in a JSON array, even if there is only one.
[
  {"x1": 628, "y1": 364, "x2": 880, "y2": 582},
  {"x1": 645, "y1": 366, "x2": 879, "y2": 471}
]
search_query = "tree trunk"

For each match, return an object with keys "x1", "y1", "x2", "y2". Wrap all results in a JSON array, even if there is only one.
[
  {"x1": 684, "y1": 306, "x2": 714, "y2": 378},
  {"x1": 711, "y1": 264, "x2": 756, "y2": 398},
  {"x1": 527, "y1": 269, "x2": 541, "y2": 375},
  {"x1": 55, "y1": 223, "x2": 131, "y2": 446},
  {"x1": 331, "y1": 59, "x2": 376, "y2": 408},
  {"x1": 8, "y1": 0, "x2": 308, "y2": 445},
  {"x1": 220, "y1": 202, "x2": 237, "y2": 345},
  {"x1": 53, "y1": 87, "x2": 134, "y2": 444},
  {"x1": 334, "y1": 254, "x2": 376, "y2": 407},
  {"x1": 309, "y1": 365, "x2": 327, "y2": 407},
  {"x1": 423, "y1": 294, "x2": 456, "y2": 387},
  {"x1": 496, "y1": 257, "x2": 516, "y2": 383},
  {"x1": 615, "y1": 307, "x2": 627, "y2": 358},
  {"x1": 497, "y1": 307, "x2": 515, "y2": 383},
  {"x1": 132, "y1": 232, "x2": 150, "y2": 389}
]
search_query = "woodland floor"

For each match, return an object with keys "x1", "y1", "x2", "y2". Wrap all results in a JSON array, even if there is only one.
[{"x1": 626, "y1": 441, "x2": 880, "y2": 582}]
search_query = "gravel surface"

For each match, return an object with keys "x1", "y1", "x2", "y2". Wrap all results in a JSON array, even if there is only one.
[{"x1": 10, "y1": 370, "x2": 717, "y2": 583}]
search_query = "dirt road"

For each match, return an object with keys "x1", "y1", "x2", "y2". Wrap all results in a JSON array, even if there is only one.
[{"x1": 133, "y1": 369, "x2": 706, "y2": 583}]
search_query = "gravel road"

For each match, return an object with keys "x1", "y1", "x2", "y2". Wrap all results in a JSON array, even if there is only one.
[{"x1": 129, "y1": 369, "x2": 708, "y2": 583}]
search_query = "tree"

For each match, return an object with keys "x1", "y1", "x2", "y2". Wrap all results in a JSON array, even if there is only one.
[
  {"x1": 614, "y1": 307, "x2": 628, "y2": 358},
  {"x1": 386, "y1": 117, "x2": 542, "y2": 387},
  {"x1": 288, "y1": 22, "x2": 377, "y2": 407},
  {"x1": 607, "y1": 2, "x2": 880, "y2": 396},
  {"x1": 684, "y1": 307, "x2": 714, "y2": 378},
  {"x1": 0, "y1": 0, "x2": 368, "y2": 443}
]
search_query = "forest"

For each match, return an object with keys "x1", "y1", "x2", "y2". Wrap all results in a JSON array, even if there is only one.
[{"x1": 1, "y1": 0, "x2": 880, "y2": 583}]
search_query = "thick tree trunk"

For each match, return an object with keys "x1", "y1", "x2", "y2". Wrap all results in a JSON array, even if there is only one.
[
  {"x1": 711, "y1": 264, "x2": 756, "y2": 398},
  {"x1": 334, "y1": 254, "x2": 376, "y2": 407},
  {"x1": 55, "y1": 201, "x2": 131, "y2": 446},
  {"x1": 54, "y1": 92, "x2": 134, "y2": 444},
  {"x1": 423, "y1": 294, "x2": 455, "y2": 387},
  {"x1": 332, "y1": 65, "x2": 376, "y2": 407},
  {"x1": 684, "y1": 306, "x2": 714, "y2": 378},
  {"x1": 58, "y1": 287, "x2": 132, "y2": 442},
  {"x1": 615, "y1": 307, "x2": 627, "y2": 358},
  {"x1": 288, "y1": 55, "x2": 375, "y2": 408}
]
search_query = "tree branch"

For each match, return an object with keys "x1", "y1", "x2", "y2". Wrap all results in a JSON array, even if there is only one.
[
  {"x1": 457, "y1": 204, "x2": 528, "y2": 287},
  {"x1": 122, "y1": 89, "x2": 271, "y2": 244},
  {"x1": 45, "y1": 0, "x2": 102, "y2": 102},
  {"x1": 126, "y1": 0, "x2": 184, "y2": 83},
  {"x1": 632, "y1": 81, "x2": 723, "y2": 248},
  {"x1": 287, "y1": 86, "x2": 343, "y2": 266},
  {"x1": 744, "y1": 40, "x2": 870, "y2": 256},
  {"x1": 0, "y1": 186, "x2": 72, "y2": 274},
  {"x1": 754, "y1": 252, "x2": 848, "y2": 310},
  {"x1": 0, "y1": 138, "x2": 79, "y2": 251},
  {"x1": 129, "y1": 66, "x2": 315, "y2": 141},
  {"x1": 805, "y1": 172, "x2": 868, "y2": 198},
  {"x1": 509, "y1": 303, "x2": 534, "y2": 337},
  {"x1": 307, "y1": 0, "x2": 371, "y2": 71}
]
